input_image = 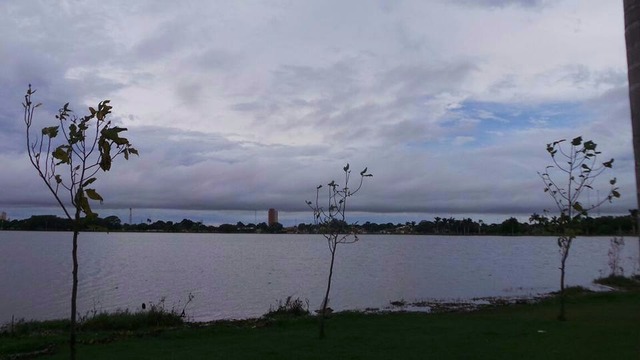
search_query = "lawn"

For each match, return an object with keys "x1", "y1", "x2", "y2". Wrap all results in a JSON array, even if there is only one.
[{"x1": 2, "y1": 290, "x2": 639, "y2": 359}]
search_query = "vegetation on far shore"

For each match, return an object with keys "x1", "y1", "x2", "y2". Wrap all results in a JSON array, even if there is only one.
[
  {"x1": 2, "y1": 279, "x2": 639, "y2": 360},
  {"x1": 1, "y1": 212, "x2": 639, "y2": 236}
]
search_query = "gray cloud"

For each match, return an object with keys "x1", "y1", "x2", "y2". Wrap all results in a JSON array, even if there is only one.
[
  {"x1": 450, "y1": 0, "x2": 553, "y2": 8},
  {"x1": 0, "y1": 1, "x2": 632, "y2": 224}
]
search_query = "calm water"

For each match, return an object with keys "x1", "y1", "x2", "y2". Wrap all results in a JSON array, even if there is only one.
[{"x1": 1, "y1": 231, "x2": 638, "y2": 325}]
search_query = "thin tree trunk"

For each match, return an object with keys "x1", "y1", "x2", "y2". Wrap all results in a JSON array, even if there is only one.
[
  {"x1": 624, "y1": 0, "x2": 640, "y2": 270},
  {"x1": 558, "y1": 251, "x2": 568, "y2": 321},
  {"x1": 70, "y1": 224, "x2": 79, "y2": 359},
  {"x1": 319, "y1": 245, "x2": 336, "y2": 339}
]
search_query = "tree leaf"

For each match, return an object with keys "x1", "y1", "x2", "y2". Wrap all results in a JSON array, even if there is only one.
[
  {"x1": 41, "y1": 126, "x2": 59, "y2": 138},
  {"x1": 78, "y1": 193, "x2": 93, "y2": 216},
  {"x1": 85, "y1": 188, "x2": 104, "y2": 203},
  {"x1": 571, "y1": 136, "x2": 582, "y2": 146},
  {"x1": 113, "y1": 136, "x2": 129, "y2": 146},
  {"x1": 52, "y1": 146, "x2": 70, "y2": 164},
  {"x1": 583, "y1": 140, "x2": 597, "y2": 151},
  {"x1": 572, "y1": 202, "x2": 584, "y2": 212},
  {"x1": 99, "y1": 141, "x2": 112, "y2": 171},
  {"x1": 82, "y1": 177, "x2": 97, "y2": 187}
]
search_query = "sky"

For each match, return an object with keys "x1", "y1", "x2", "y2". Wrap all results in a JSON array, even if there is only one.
[{"x1": 0, "y1": 0, "x2": 635, "y2": 226}]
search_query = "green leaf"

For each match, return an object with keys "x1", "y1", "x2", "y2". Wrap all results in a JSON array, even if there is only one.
[
  {"x1": 55, "y1": 175, "x2": 62, "y2": 184},
  {"x1": 583, "y1": 140, "x2": 597, "y2": 151},
  {"x1": 571, "y1": 136, "x2": 582, "y2": 146},
  {"x1": 343, "y1": 163, "x2": 350, "y2": 172},
  {"x1": 52, "y1": 146, "x2": 70, "y2": 164},
  {"x1": 99, "y1": 141, "x2": 112, "y2": 171},
  {"x1": 94, "y1": 100, "x2": 113, "y2": 121},
  {"x1": 41, "y1": 126, "x2": 59, "y2": 138},
  {"x1": 78, "y1": 194, "x2": 93, "y2": 216},
  {"x1": 113, "y1": 136, "x2": 129, "y2": 146},
  {"x1": 85, "y1": 188, "x2": 104, "y2": 203},
  {"x1": 610, "y1": 177, "x2": 617, "y2": 185},
  {"x1": 612, "y1": 190, "x2": 621, "y2": 198},
  {"x1": 572, "y1": 202, "x2": 584, "y2": 212},
  {"x1": 603, "y1": 159, "x2": 614, "y2": 168},
  {"x1": 82, "y1": 177, "x2": 97, "y2": 187}
]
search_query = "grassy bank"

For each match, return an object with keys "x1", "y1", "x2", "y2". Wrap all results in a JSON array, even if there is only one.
[{"x1": 2, "y1": 290, "x2": 639, "y2": 359}]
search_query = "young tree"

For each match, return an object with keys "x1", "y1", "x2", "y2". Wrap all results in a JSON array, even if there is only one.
[
  {"x1": 23, "y1": 85, "x2": 137, "y2": 359},
  {"x1": 306, "y1": 164, "x2": 372, "y2": 339},
  {"x1": 607, "y1": 236, "x2": 625, "y2": 277},
  {"x1": 539, "y1": 136, "x2": 618, "y2": 321}
]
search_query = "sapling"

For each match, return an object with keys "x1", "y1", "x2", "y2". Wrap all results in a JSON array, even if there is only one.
[
  {"x1": 539, "y1": 136, "x2": 618, "y2": 321},
  {"x1": 607, "y1": 237, "x2": 625, "y2": 277},
  {"x1": 306, "y1": 164, "x2": 372, "y2": 339},
  {"x1": 23, "y1": 85, "x2": 137, "y2": 359}
]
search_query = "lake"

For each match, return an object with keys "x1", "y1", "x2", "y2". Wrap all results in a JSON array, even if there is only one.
[{"x1": 1, "y1": 231, "x2": 638, "y2": 325}]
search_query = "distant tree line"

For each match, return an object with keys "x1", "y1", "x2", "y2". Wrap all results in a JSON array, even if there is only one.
[
  {"x1": 0, "y1": 215, "x2": 284, "y2": 233},
  {"x1": 1, "y1": 212, "x2": 637, "y2": 236}
]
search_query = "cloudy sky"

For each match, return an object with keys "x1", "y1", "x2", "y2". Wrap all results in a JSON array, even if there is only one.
[{"x1": 0, "y1": 0, "x2": 634, "y2": 225}]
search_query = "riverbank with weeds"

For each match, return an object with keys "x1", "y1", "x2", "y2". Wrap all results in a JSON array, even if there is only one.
[{"x1": 2, "y1": 278, "x2": 639, "y2": 359}]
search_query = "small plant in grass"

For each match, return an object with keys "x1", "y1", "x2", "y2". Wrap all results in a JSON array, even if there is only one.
[
  {"x1": 539, "y1": 136, "x2": 619, "y2": 321},
  {"x1": 607, "y1": 236, "x2": 625, "y2": 276},
  {"x1": 594, "y1": 275, "x2": 640, "y2": 290},
  {"x1": 80, "y1": 307, "x2": 184, "y2": 331},
  {"x1": 264, "y1": 296, "x2": 310, "y2": 318},
  {"x1": 0, "y1": 318, "x2": 69, "y2": 337},
  {"x1": 390, "y1": 299, "x2": 407, "y2": 307},
  {"x1": 306, "y1": 163, "x2": 372, "y2": 339}
]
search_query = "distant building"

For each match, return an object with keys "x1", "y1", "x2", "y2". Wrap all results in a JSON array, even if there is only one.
[
  {"x1": 0, "y1": 212, "x2": 6, "y2": 221},
  {"x1": 268, "y1": 208, "x2": 278, "y2": 226}
]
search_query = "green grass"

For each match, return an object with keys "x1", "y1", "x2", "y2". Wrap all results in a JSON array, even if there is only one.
[
  {"x1": 80, "y1": 308, "x2": 184, "y2": 332},
  {"x1": 594, "y1": 274, "x2": 640, "y2": 290},
  {"x1": 0, "y1": 305, "x2": 185, "y2": 358},
  {"x1": 2, "y1": 291, "x2": 639, "y2": 359}
]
